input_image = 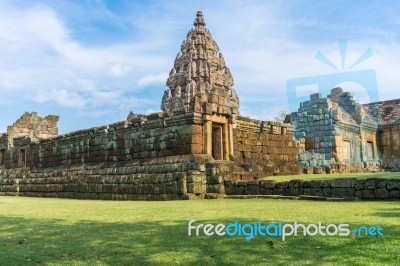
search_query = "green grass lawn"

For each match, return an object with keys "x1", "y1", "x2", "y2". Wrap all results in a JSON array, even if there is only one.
[
  {"x1": 0, "y1": 196, "x2": 399, "y2": 265},
  {"x1": 267, "y1": 172, "x2": 400, "y2": 182}
]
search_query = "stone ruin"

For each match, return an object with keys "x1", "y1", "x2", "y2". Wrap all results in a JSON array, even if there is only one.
[
  {"x1": 291, "y1": 87, "x2": 400, "y2": 174},
  {"x1": 291, "y1": 88, "x2": 380, "y2": 173},
  {"x1": 0, "y1": 11, "x2": 399, "y2": 201}
]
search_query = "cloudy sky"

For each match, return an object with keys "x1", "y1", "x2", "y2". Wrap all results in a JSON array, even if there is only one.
[{"x1": 1, "y1": 0, "x2": 400, "y2": 133}]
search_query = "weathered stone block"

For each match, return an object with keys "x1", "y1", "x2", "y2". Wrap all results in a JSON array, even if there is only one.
[
  {"x1": 288, "y1": 180, "x2": 302, "y2": 188},
  {"x1": 365, "y1": 178, "x2": 377, "y2": 189},
  {"x1": 376, "y1": 180, "x2": 387, "y2": 189},
  {"x1": 275, "y1": 181, "x2": 289, "y2": 189},
  {"x1": 331, "y1": 188, "x2": 354, "y2": 198},
  {"x1": 168, "y1": 182, "x2": 177, "y2": 194},
  {"x1": 330, "y1": 178, "x2": 354, "y2": 188},
  {"x1": 273, "y1": 188, "x2": 284, "y2": 195},
  {"x1": 303, "y1": 188, "x2": 324, "y2": 196},
  {"x1": 190, "y1": 144, "x2": 203, "y2": 154},
  {"x1": 323, "y1": 188, "x2": 331, "y2": 197},
  {"x1": 389, "y1": 190, "x2": 400, "y2": 199},
  {"x1": 177, "y1": 178, "x2": 187, "y2": 195},
  {"x1": 302, "y1": 180, "x2": 324, "y2": 188},
  {"x1": 187, "y1": 174, "x2": 203, "y2": 183},
  {"x1": 282, "y1": 188, "x2": 303, "y2": 196},
  {"x1": 387, "y1": 180, "x2": 400, "y2": 190},
  {"x1": 374, "y1": 189, "x2": 389, "y2": 199},
  {"x1": 354, "y1": 180, "x2": 365, "y2": 190},
  {"x1": 362, "y1": 190, "x2": 375, "y2": 199},
  {"x1": 188, "y1": 182, "x2": 205, "y2": 194},
  {"x1": 259, "y1": 188, "x2": 273, "y2": 195},
  {"x1": 259, "y1": 180, "x2": 276, "y2": 189},
  {"x1": 323, "y1": 181, "x2": 331, "y2": 188},
  {"x1": 206, "y1": 176, "x2": 223, "y2": 184},
  {"x1": 207, "y1": 184, "x2": 223, "y2": 194},
  {"x1": 233, "y1": 185, "x2": 245, "y2": 195}
]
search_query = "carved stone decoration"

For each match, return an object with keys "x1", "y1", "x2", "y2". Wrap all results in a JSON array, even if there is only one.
[{"x1": 161, "y1": 11, "x2": 239, "y2": 116}]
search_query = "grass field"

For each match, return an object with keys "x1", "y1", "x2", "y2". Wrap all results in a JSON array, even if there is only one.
[
  {"x1": 267, "y1": 172, "x2": 400, "y2": 182},
  {"x1": 0, "y1": 196, "x2": 399, "y2": 265}
]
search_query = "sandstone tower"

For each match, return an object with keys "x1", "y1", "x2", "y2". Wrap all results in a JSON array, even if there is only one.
[
  {"x1": 161, "y1": 11, "x2": 240, "y2": 160},
  {"x1": 161, "y1": 11, "x2": 239, "y2": 116}
]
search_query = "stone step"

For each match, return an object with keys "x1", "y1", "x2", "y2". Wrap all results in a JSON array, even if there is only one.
[
  {"x1": 295, "y1": 195, "x2": 346, "y2": 201},
  {"x1": 204, "y1": 193, "x2": 224, "y2": 199},
  {"x1": 298, "y1": 195, "x2": 327, "y2": 201},
  {"x1": 224, "y1": 195, "x2": 299, "y2": 200},
  {"x1": 224, "y1": 194, "x2": 346, "y2": 201}
]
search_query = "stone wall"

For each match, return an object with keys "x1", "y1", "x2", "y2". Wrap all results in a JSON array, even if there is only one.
[
  {"x1": 233, "y1": 116, "x2": 300, "y2": 176},
  {"x1": 224, "y1": 178, "x2": 400, "y2": 200},
  {"x1": 0, "y1": 110, "x2": 302, "y2": 200},
  {"x1": 0, "y1": 155, "x2": 207, "y2": 200},
  {"x1": 380, "y1": 124, "x2": 400, "y2": 171},
  {"x1": 2, "y1": 112, "x2": 203, "y2": 169},
  {"x1": 0, "y1": 111, "x2": 212, "y2": 200},
  {"x1": 363, "y1": 98, "x2": 400, "y2": 125}
]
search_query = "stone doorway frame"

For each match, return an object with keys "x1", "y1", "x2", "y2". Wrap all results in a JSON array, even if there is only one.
[
  {"x1": 203, "y1": 114, "x2": 233, "y2": 160},
  {"x1": 18, "y1": 148, "x2": 26, "y2": 167}
]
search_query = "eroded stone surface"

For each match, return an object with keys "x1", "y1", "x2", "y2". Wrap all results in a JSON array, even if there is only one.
[
  {"x1": 291, "y1": 87, "x2": 382, "y2": 172},
  {"x1": 161, "y1": 11, "x2": 239, "y2": 117}
]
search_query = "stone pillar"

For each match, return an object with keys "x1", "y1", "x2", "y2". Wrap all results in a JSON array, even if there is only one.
[
  {"x1": 223, "y1": 123, "x2": 229, "y2": 160},
  {"x1": 373, "y1": 140, "x2": 378, "y2": 160},
  {"x1": 204, "y1": 120, "x2": 212, "y2": 155},
  {"x1": 360, "y1": 135, "x2": 365, "y2": 162},
  {"x1": 229, "y1": 124, "x2": 234, "y2": 157}
]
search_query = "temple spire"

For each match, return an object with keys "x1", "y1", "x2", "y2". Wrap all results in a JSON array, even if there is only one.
[
  {"x1": 162, "y1": 11, "x2": 239, "y2": 116},
  {"x1": 194, "y1": 10, "x2": 206, "y2": 30}
]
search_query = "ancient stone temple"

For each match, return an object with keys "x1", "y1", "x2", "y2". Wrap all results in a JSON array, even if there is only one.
[
  {"x1": 0, "y1": 11, "x2": 299, "y2": 200},
  {"x1": 0, "y1": 11, "x2": 399, "y2": 201}
]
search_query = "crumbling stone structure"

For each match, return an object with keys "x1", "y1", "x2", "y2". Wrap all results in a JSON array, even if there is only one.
[
  {"x1": 291, "y1": 88, "x2": 380, "y2": 173},
  {"x1": 291, "y1": 87, "x2": 400, "y2": 173},
  {"x1": 0, "y1": 112, "x2": 58, "y2": 168},
  {"x1": 0, "y1": 11, "x2": 299, "y2": 200},
  {"x1": 0, "y1": 12, "x2": 399, "y2": 201}
]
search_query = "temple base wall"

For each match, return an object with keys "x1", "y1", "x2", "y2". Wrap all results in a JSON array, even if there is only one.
[
  {"x1": 224, "y1": 178, "x2": 400, "y2": 200},
  {"x1": 233, "y1": 116, "x2": 300, "y2": 176}
]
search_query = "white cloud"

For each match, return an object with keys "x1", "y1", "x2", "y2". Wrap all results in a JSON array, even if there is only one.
[
  {"x1": 137, "y1": 72, "x2": 168, "y2": 87},
  {"x1": 30, "y1": 89, "x2": 87, "y2": 108},
  {"x1": 108, "y1": 63, "x2": 134, "y2": 77}
]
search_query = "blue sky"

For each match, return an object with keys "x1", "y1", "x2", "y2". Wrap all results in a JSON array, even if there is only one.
[{"x1": 1, "y1": 0, "x2": 400, "y2": 133}]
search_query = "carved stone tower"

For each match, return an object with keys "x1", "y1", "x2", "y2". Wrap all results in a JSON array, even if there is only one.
[{"x1": 161, "y1": 11, "x2": 239, "y2": 160}]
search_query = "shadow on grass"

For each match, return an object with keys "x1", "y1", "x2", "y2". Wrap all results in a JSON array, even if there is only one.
[
  {"x1": 373, "y1": 206, "x2": 400, "y2": 218},
  {"x1": 0, "y1": 216, "x2": 399, "y2": 265}
]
